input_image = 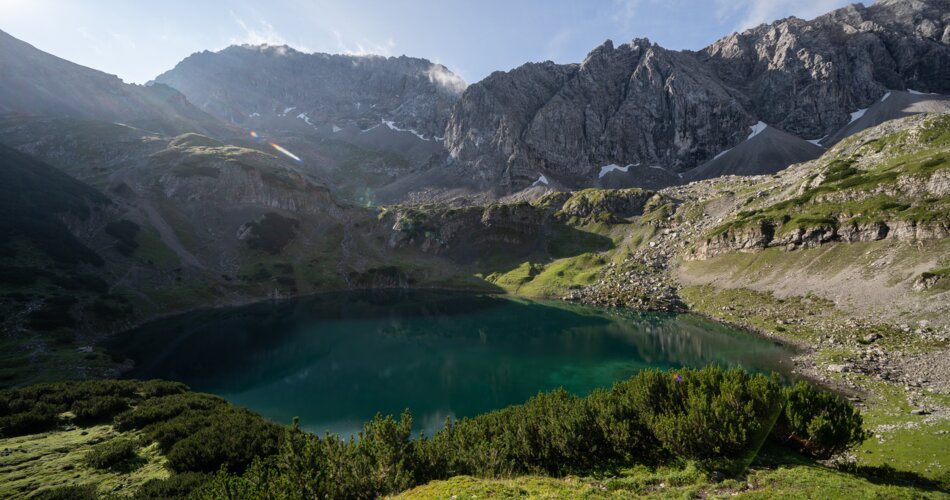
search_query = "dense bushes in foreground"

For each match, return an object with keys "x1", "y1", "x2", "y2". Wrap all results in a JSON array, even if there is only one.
[
  {"x1": 192, "y1": 367, "x2": 866, "y2": 499},
  {"x1": 2, "y1": 369, "x2": 866, "y2": 498}
]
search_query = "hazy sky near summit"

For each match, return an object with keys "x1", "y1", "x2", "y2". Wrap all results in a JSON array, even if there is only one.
[{"x1": 0, "y1": 0, "x2": 862, "y2": 85}]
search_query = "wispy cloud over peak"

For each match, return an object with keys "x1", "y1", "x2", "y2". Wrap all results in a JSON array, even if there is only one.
[
  {"x1": 716, "y1": 0, "x2": 846, "y2": 31},
  {"x1": 425, "y1": 64, "x2": 467, "y2": 94}
]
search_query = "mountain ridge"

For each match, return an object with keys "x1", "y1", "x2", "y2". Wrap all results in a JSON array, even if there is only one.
[
  {"x1": 443, "y1": 0, "x2": 950, "y2": 191},
  {"x1": 154, "y1": 43, "x2": 465, "y2": 138}
]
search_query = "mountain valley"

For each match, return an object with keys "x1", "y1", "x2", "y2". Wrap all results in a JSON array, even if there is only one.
[{"x1": 0, "y1": 1, "x2": 948, "y2": 498}]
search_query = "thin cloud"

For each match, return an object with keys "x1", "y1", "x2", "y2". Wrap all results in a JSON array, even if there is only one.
[
  {"x1": 612, "y1": 0, "x2": 642, "y2": 30},
  {"x1": 331, "y1": 30, "x2": 396, "y2": 57},
  {"x1": 716, "y1": 0, "x2": 849, "y2": 31},
  {"x1": 229, "y1": 10, "x2": 289, "y2": 46},
  {"x1": 425, "y1": 64, "x2": 467, "y2": 94}
]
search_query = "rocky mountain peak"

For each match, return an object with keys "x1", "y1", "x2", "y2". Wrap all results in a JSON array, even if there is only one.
[
  {"x1": 156, "y1": 44, "x2": 465, "y2": 137},
  {"x1": 442, "y1": 0, "x2": 948, "y2": 193}
]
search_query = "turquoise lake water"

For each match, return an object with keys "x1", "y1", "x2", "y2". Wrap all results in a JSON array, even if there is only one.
[{"x1": 109, "y1": 290, "x2": 793, "y2": 436}]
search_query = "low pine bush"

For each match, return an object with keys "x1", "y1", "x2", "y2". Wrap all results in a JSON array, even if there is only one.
[
  {"x1": 85, "y1": 438, "x2": 139, "y2": 470},
  {"x1": 773, "y1": 381, "x2": 868, "y2": 459},
  {"x1": 627, "y1": 367, "x2": 785, "y2": 472}
]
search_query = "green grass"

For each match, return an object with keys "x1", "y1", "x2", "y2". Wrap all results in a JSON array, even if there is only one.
[
  {"x1": 849, "y1": 377, "x2": 950, "y2": 487},
  {"x1": 484, "y1": 253, "x2": 608, "y2": 298},
  {"x1": 0, "y1": 425, "x2": 169, "y2": 498},
  {"x1": 133, "y1": 224, "x2": 180, "y2": 268},
  {"x1": 679, "y1": 285, "x2": 831, "y2": 345},
  {"x1": 919, "y1": 267, "x2": 950, "y2": 292},
  {"x1": 396, "y1": 458, "x2": 948, "y2": 499},
  {"x1": 518, "y1": 253, "x2": 607, "y2": 297}
]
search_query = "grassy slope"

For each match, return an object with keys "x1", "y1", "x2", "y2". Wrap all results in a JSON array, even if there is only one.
[
  {"x1": 397, "y1": 457, "x2": 946, "y2": 499},
  {"x1": 707, "y1": 114, "x2": 950, "y2": 238},
  {"x1": 0, "y1": 426, "x2": 169, "y2": 498}
]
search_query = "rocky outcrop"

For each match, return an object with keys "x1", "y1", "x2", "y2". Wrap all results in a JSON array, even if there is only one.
[
  {"x1": 156, "y1": 45, "x2": 464, "y2": 138},
  {"x1": 554, "y1": 188, "x2": 657, "y2": 224},
  {"x1": 698, "y1": 217, "x2": 949, "y2": 259},
  {"x1": 383, "y1": 202, "x2": 544, "y2": 260},
  {"x1": 150, "y1": 135, "x2": 341, "y2": 216},
  {"x1": 445, "y1": 0, "x2": 950, "y2": 191}
]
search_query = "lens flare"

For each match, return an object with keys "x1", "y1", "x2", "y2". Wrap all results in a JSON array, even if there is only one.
[
  {"x1": 250, "y1": 130, "x2": 259, "y2": 138},
  {"x1": 269, "y1": 141, "x2": 302, "y2": 163}
]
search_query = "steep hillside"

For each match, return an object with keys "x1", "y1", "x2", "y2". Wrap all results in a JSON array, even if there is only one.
[
  {"x1": 683, "y1": 123, "x2": 825, "y2": 181},
  {"x1": 0, "y1": 30, "x2": 226, "y2": 137},
  {"x1": 697, "y1": 114, "x2": 949, "y2": 258},
  {"x1": 821, "y1": 89, "x2": 950, "y2": 145}
]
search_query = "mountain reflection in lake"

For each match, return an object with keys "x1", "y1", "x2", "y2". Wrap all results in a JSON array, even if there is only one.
[{"x1": 108, "y1": 289, "x2": 793, "y2": 436}]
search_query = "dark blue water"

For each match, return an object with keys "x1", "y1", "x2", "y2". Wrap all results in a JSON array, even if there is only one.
[{"x1": 108, "y1": 290, "x2": 793, "y2": 436}]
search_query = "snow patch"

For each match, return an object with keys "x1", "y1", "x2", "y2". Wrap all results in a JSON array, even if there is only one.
[
  {"x1": 848, "y1": 108, "x2": 867, "y2": 124},
  {"x1": 880, "y1": 91, "x2": 891, "y2": 102},
  {"x1": 713, "y1": 148, "x2": 732, "y2": 160},
  {"x1": 598, "y1": 163, "x2": 629, "y2": 178},
  {"x1": 280, "y1": 106, "x2": 296, "y2": 116},
  {"x1": 382, "y1": 119, "x2": 429, "y2": 141},
  {"x1": 532, "y1": 174, "x2": 549, "y2": 187},
  {"x1": 907, "y1": 89, "x2": 937, "y2": 96},
  {"x1": 296, "y1": 112, "x2": 314, "y2": 127},
  {"x1": 332, "y1": 125, "x2": 342, "y2": 133},
  {"x1": 249, "y1": 112, "x2": 260, "y2": 118},
  {"x1": 806, "y1": 135, "x2": 828, "y2": 147},
  {"x1": 747, "y1": 121, "x2": 767, "y2": 140}
]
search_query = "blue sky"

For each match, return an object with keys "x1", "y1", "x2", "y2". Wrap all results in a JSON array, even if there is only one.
[{"x1": 0, "y1": 0, "x2": 862, "y2": 85}]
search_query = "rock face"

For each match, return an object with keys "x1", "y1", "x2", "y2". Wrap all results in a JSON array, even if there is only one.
[
  {"x1": 700, "y1": 0, "x2": 950, "y2": 140},
  {"x1": 155, "y1": 45, "x2": 465, "y2": 138},
  {"x1": 699, "y1": 218, "x2": 950, "y2": 259},
  {"x1": 445, "y1": 0, "x2": 950, "y2": 191},
  {"x1": 383, "y1": 202, "x2": 545, "y2": 261},
  {"x1": 445, "y1": 40, "x2": 750, "y2": 190}
]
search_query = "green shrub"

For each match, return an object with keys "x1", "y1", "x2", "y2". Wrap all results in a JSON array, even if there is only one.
[
  {"x1": 162, "y1": 407, "x2": 282, "y2": 473},
  {"x1": 586, "y1": 384, "x2": 658, "y2": 464},
  {"x1": 70, "y1": 395, "x2": 129, "y2": 423},
  {"x1": 0, "y1": 402, "x2": 60, "y2": 436},
  {"x1": 85, "y1": 438, "x2": 139, "y2": 470},
  {"x1": 0, "y1": 380, "x2": 188, "y2": 437},
  {"x1": 115, "y1": 392, "x2": 225, "y2": 432},
  {"x1": 421, "y1": 388, "x2": 611, "y2": 478},
  {"x1": 134, "y1": 472, "x2": 210, "y2": 499},
  {"x1": 626, "y1": 367, "x2": 784, "y2": 472},
  {"x1": 197, "y1": 366, "x2": 868, "y2": 498},
  {"x1": 773, "y1": 381, "x2": 868, "y2": 459},
  {"x1": 30, "y1": 484, "x2": 99, "y2": 500}
]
